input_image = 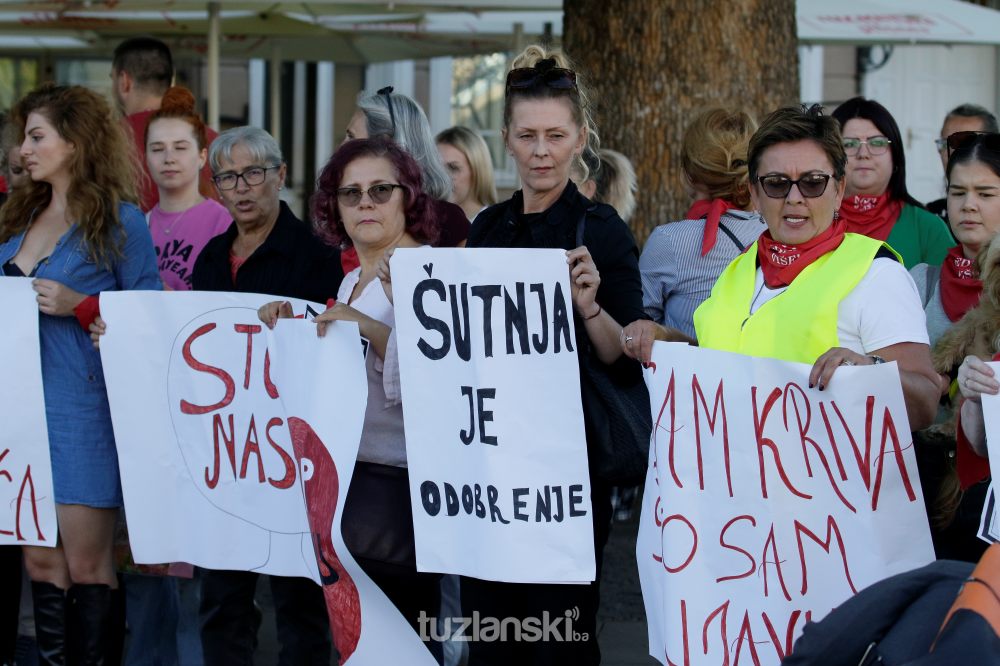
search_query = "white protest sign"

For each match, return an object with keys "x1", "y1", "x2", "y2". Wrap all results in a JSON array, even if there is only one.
[
  {"x1": 0, "y1": 278, "x2": 56, "y2": 546},
  {"x1": 637, "y1": 343, "x2": 934, "y2": 666},
  {"x1": 392, "y1": 248, "x2": 595, "y2": 583},
  {"x1": 101, "y1": 291, "x2": 333, "y2": 579},
  {"x1": 977, "y1": 366, "x2": 1000, "y2": 543},
  {"x1": 265, "y1": 320, "x2": 438, "y2": 665}
]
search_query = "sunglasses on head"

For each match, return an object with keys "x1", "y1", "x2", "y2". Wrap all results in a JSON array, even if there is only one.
[
  {"x1": 377, "y1": 86, "x2": 397, "y2": 137},
  {"x1": 505, "y1": 59, "x2": 577, "y2": 95},
  {"x1": 757, "y1": 173, "x2": 832, "y2": 199},
  {"x1": 943, "y1": 130, "x2": 1000, "y2": 155}
]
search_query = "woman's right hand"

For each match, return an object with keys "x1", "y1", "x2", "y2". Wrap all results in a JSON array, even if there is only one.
[
  {"x1": 258, "y1": 300, "x2": 294, "y2": 329},
  {"x1": 958, "y1": 355, "x2": 1000, "y2": 403},
  {"x1": 89, "y1": 315, "x2": 106, "y2": 350}
]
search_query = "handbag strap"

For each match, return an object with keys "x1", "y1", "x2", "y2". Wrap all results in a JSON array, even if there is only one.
[
  {"x1": 717, "y1": 219, "x2": 745, "y2": 253},
  {"x1": 576, "y1": 204, "x2": 598, "y2": 248}
]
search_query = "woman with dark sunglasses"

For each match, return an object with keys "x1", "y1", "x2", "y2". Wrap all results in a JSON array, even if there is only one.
[
  {"x1": 258, "y1": 137, "x2": 445, "y2": 661},
  {"x1": 622, "y1": 105, "x2": 940, "y2": 434},
  {"x1": 832, "y1": 97, "x2": 955, "y2": 269},
  {"x1": 460, "y1": 45, "x2": 646, "y2": 665}
]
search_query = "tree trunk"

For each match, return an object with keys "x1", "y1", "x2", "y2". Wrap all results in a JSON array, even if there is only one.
[{"x1": 563, "y1": 0, "x2": 799, "y2": 242}]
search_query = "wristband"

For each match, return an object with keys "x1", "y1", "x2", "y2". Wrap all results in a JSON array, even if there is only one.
[{"x1": 583, "y1": 305, "x2": 602, "y2": 321}]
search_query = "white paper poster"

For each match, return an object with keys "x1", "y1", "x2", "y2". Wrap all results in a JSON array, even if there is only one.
[
  {"x1": 392, "y1": 248, "x2": 595, "y2": 583},
  {"x1": 101, "y1": 291, "x2": 437, "y2": 665},
  {"x1": 637, "y1": 343, "x2": 935, "y2": 666},
  {"x1": 977, "y1": 364, "x2": 1000, "y2": 543},
  {"x1": 0, "y1": 278, "x2": 56, "y2": 547}
]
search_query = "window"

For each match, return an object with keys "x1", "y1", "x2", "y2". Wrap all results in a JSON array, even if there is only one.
[{"x1": 451, "y1": 53, "x2": 517, "y2": 187}]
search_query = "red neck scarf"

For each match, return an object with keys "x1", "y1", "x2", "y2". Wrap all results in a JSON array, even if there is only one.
[
  {"x1": 837, "y1": 192, "x2": 903, "y2": 241},
  {"x1": 756, "y1": 219, "x2": 848, "y2": 288},
  {"x1": 940, "y1": 245, "x2": 983, "y2": 322},
  {"x1": 686, "y1": 198, "x2": 738, "y2": 256}
]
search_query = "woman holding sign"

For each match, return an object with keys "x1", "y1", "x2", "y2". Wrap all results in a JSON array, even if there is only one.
[
  {"x1": 456, "y1": 45, "x2": 646, "y2": 665},
  {"x1": 0, "y1": 84, "x2": 160, "y2": 663},
  {"x1": 621, "y1": 105, "x2": 940, "y2": 432},
  {"x1": 259, "y1": 137, "x2": 444, "y2": 654}
]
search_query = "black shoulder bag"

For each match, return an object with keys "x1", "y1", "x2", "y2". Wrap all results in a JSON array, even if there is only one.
[{"x1": 574, "y1": 207, "x2": 652, "y2": 485}]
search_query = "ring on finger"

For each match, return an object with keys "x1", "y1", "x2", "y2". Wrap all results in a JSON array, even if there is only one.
[
  {"x1": 840, "y1": 359, "x2": 855, "y2": 366},
  {"x1": 624, "y1": 335, "x2": 634, "y2": 344}
]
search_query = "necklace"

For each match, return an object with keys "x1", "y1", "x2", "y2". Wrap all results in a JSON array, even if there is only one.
[{"x1": 156, "y1": 200, "x2": 200, "y2": 235}]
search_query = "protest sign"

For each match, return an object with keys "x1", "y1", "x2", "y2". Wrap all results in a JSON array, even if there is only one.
[
  {"x1": 637, "y1": 343, "x2": 935, "y2": 666},
  {"x1": 392, "y1": 248, "x2": 595, "y2": 583},
  {"x1": 977, "y1": 364, "x2": 1000, "y2": 544},
  {"x1": 0, "y1": 278, "x2": 56, "y2": 547},
  {"x1": 102, "y1": 291, "x2": 438, "y2": 665}
]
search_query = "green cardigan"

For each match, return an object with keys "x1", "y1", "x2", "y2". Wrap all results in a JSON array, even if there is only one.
[{"x1": 885, "y1": 203, "x2": 955, "y2": 269}]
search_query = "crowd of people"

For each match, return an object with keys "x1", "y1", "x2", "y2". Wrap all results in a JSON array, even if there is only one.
[{"x1": 0, "y1": 32, "x2": 998, "y2": 666}]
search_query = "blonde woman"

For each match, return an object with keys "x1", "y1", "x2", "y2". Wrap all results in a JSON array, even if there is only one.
[
  {"x1": 639, "y1": 108, "x2": 766, "y2": 340},
  {"x1": 436, "y1": 125, "x2": 498, "y2": 221}
]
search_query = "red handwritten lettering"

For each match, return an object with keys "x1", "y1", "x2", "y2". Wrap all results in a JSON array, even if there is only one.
[
  {"x1": 205, "y1": 413, "x2": 236, "y2": 489},
  {"x1": 238, "y1": 415, "x2": 265, "y2": 482},
  {"x1": 692, "y1": 375, "x2": 732, "y2": 495},
  {"x1": 180, "y1": 323, "x2": 236, "y2": 415},
  {"x1": 234, "y1": 324, "x2": 262, "y2": 390},
  {"x1": 265, "y1": 417, "x2": 296, "y2": 489},
  {"x1": 752, "y1": 386, "x2": 811, "y2": 501},
  {"x1": 717, "y1": 515, "x2": 756, "y2": 584},
  {"x1": 794, "y1": 515, "x2": 857, "y2": 595}
]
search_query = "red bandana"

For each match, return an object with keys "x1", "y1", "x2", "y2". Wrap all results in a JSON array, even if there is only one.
[
  {"x1": 756, "y1": 219, "x2": 848, "y2": 288},
  {"x1": 837, "y1": 192, "x2": 903, "y2": 242},
  {"x1": 940, "y1": 245, "x2": 983, "y2": 322},
  {"x1": 686, "y1": 198, "x2": 738, "y2": 256}
]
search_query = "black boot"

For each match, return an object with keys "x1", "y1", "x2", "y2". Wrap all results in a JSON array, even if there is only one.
[
  {"x1": 66, "y1": 583, "x2": 114, "y2": 666},
  {"x1": 31, "y1": 581, "x2": 67, "y2": 666}
]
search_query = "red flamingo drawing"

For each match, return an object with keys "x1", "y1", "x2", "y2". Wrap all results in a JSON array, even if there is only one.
[{"x1": 288, "y1": 417, "x2": 362, "y2": 664}]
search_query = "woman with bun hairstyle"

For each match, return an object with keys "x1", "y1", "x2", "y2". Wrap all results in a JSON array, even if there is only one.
[
  {"x1": 145, "y1": 87, "x2": 231, "y2": 290},
  {"x1": 1, "y1": 83, "x2": 160, "y2": 664},
  {"x1": 462, "y1": 44, "x2": 645, "y2": 665},
  {"x1": 640, "y1": 108, "x2": 765, "y2": 341}
]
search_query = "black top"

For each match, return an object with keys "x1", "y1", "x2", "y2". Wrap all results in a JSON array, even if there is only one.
[
  {"x1": 192, "y1": 200, "x2": 343, "y2": 302},
  {"x1": 469, "y1": 180, "x2": 646, "y2": 331}
]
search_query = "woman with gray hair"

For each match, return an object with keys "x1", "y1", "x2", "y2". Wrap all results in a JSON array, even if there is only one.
[
  {"x1": 192, "y1": 125, "x2": 343, "y2": 664},
  {"x1": 341, "y1": 87, "x2": 470, "y2": 271}
]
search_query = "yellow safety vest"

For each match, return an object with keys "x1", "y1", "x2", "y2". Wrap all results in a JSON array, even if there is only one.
[{"x1": 693, "y1": 233, "x2": 893, "y2": 364}]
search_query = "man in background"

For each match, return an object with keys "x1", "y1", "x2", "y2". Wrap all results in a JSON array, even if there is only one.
[
  {"x1": 112, "y1": 37, "x2": 217, "y2": 211},
  {"x1": 927, "y1": 103, "x2": 998, "y2": 224}
]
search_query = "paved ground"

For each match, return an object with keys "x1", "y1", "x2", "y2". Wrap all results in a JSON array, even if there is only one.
[{"x1": 14, "y1": 489, "x2": 658, "y2": 665}]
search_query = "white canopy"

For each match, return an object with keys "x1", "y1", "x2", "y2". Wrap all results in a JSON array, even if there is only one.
[{"x1": 797, "y1": 0, "x2": 1000, "y2": 46}]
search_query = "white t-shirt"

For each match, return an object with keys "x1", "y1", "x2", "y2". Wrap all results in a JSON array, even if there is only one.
[{"x1": 749, "y1": 257, "x2": 930, "y2": 354}]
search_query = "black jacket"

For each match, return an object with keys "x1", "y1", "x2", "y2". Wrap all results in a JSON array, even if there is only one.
[
  {"x1": 193, "y1": 201, "x2": 343, "y2": 302},
  {"x1": 468, "y1": 180, "x2": 646, "y2": 331}
]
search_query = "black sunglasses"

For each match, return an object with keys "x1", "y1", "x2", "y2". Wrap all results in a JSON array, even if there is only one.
[
  {"x1": 377, "y1": 86, "x2": 396, "y2": 137},
  {"x1": 336, "y1": 183, "x2": 403, "y2": 207},
  {"x1": 946, "y1": 131, "x2": 1000, "y2": 155},
  {"x1": 505, "y1": 59, "x2": 577, "y2": 95},
  {"x1": 757, "y1": 173, "x2": 832, "y2": 199}
]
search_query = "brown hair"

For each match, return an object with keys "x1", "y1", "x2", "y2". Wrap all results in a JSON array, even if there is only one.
[
  {"x1": 748, "y1": 105, "x2": 847, "y2": 183},
  {"x1": 683, "y1": 109, "x2": 757, "y2": 209},
  {"x1": 0, "y1": 84, "x2": 139, "y2": 265},
  {"x1": 144, "y1": 86, "x2": 208, "y2": 150},
  {"x1": 503, "y1": 45, "x2": 600, "y2": 181}
]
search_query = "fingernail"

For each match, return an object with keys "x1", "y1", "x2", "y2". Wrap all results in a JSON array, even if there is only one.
[
  {"x1": 808, "y1": 383, "x2": 814, "y2": 389},
  {"x1": 818, "y1": 384, "x2": 824, "y2": 391}
]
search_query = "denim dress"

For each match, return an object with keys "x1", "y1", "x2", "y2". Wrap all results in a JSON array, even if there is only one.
[{"x1": 0, "y1": 202, "x2": 161, "y2": 507}]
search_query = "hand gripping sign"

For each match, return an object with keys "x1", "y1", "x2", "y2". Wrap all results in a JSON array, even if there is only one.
[{"x1": 637, "y1": 343, "x2": 935, "y2": 666}]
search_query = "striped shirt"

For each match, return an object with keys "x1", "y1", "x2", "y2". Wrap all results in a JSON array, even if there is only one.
[{"x1": 640, "y1": 209, "x2": 766, "y2": 340}]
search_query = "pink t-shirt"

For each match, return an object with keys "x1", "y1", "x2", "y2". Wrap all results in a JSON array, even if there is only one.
[{"x1": 149, "y1": 198, "x2": 233, "y2": 290}]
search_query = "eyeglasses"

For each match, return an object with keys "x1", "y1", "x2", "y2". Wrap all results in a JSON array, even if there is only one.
[
  {"x1": 843, "y1": 137, "x2": 892, "y2": 156},
  {"x1": 335, "y1": 183, "x2": 403, "y2": 207},
  {"x1": 377, "y1": 86, "x2": 397, "y2": 137},
  {"x1": 505, "y1": 60, "x2": 577, "y2": 95},
  {"x1": 213, "y1": 165, "x2": 280, "y2": 191},
  {"x1": 757, "y1": 173, "x2": 832, "y2": 199},
  {"x1": 943, "y1": 130, "x2": 1000, "y2": 155}
]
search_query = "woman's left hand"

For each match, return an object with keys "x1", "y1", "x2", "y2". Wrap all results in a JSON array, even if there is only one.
[
  {"x1": 375, "y1": 248, "x2": 395, "y2": 304},
  {"x1": 809, "y1": 347, "x2": 872, "y2": 390},
  {"x1": 567, "y1": 246, "x2": 600, "y2": 318},
  {"x1": 32, "y1": 279, "x2": 86, "y2": 317},
  {"x1": 89, "y1": 315, "x2": 107, "y2": 350}
]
